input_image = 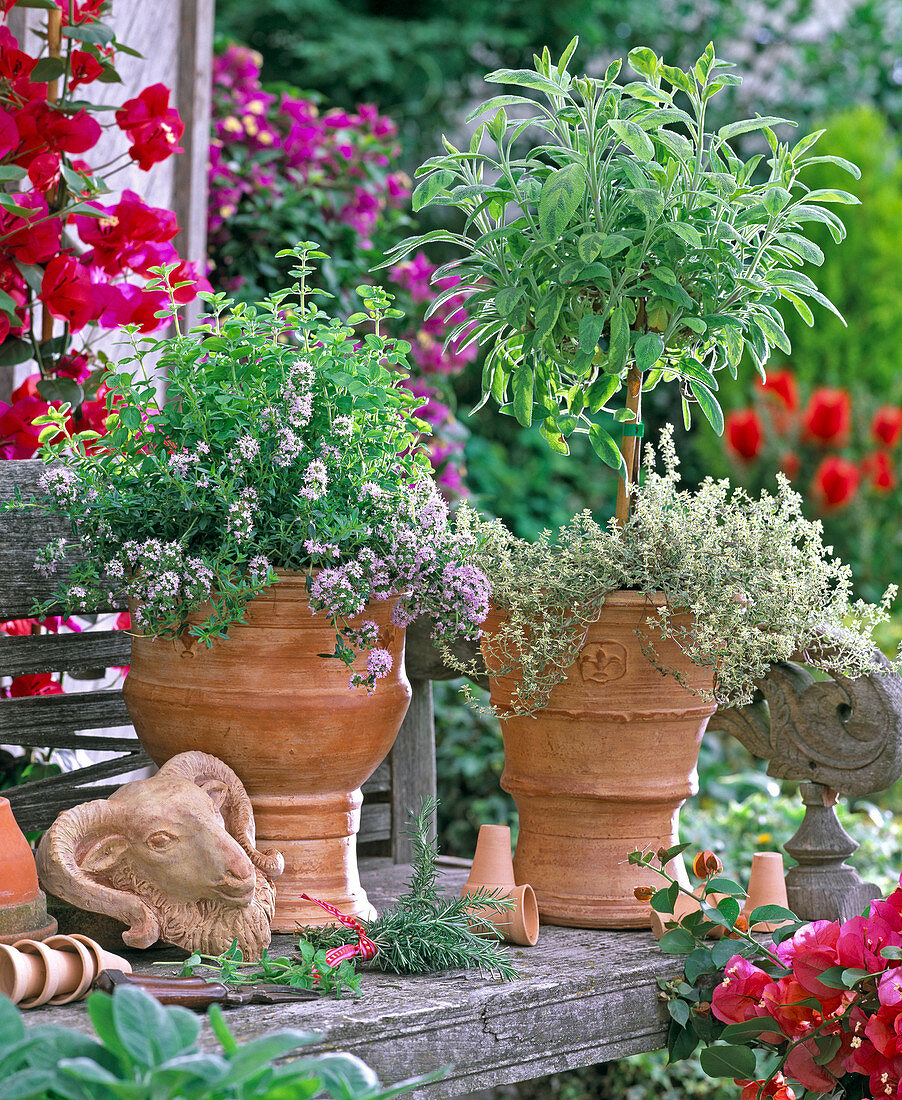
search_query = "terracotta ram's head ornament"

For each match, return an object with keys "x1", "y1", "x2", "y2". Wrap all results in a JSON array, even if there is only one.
[{"x1": 35, "y1": 752, "x2": 284, "y2": 961}]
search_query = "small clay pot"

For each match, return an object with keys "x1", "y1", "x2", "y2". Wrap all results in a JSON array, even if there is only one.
[
  {"x1": 0, "y1": 797, "x2": 56, "y2": 944},
  {"x1": 66, "y1": 933, "x2": 132, "y2": 980},
  {"x1": 463, "y1": 882, "x2": 540, "y2": 947},
  {"x1": 43, "y1": 935, "x2": 96, "y2": 1005},
  {"x1": 742, "y1": 852, "x2": 791, "y2": 932},
  {"x1": 0, "y1": 942, "x2": 45, "y2": 1004},
  {"x1": 460, "y1": 825, "x2": 540, "y2": 946}
]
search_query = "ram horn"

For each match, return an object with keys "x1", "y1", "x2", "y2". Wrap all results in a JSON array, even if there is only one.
[
  {"x1": 158, "y1": 752, "x2": 284, "y2": 878},
  {"x1": 35, "y1": 799, "x2": 161, "y2": 948}
]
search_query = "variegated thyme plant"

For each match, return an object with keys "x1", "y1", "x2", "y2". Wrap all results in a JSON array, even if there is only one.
[
  {"x1": 19, "y1": 245, "x2": 489, "y2": 691},
  {"x1": 448, "y1": 427, "x2": 895, "y2": 715}
]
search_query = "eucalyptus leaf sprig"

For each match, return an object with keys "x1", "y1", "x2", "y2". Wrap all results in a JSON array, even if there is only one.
[{"x1": 383, "y1": 39, "x2": 860, "y2": 521}]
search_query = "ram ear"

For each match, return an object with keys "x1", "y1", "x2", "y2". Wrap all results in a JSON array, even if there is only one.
[
  {"x1": 79, "y1": 834, "x2": 129, "y2": 876},
  {"x1": 197, "y1": 778, "x2": 230, "y2": 813}
]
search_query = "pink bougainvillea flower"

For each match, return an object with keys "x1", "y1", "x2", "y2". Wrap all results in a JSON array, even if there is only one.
[
  {"x1": 40, "y1": 253, "x2": 100, "y2": 332},
  {"x1": 115, "y1": 83, "x2": 185, "y2": 170},
  {"x1": 9, "y1": 673, "x2": 64, "y2": 697},
  {"x1": 68, "y1": 48, "x2": 105, "y2": 91},
  {"x1": 27, "y1": 150, "x2": 61, "y2": 193},
  {"x1": 711, "y1": 956, "x2": 776, "y2": 1026},
  {"x1": 45, "y1": 107, "x2": 102, "y2": 155},
  {"x1": 74, "y1": 189, "x2": 179, "y2": 275},
  {"x1": 0, "y1": 192, "x2": 60, "y2": 264},
  {"x1": 784, "y1": 1034, "x2": 845, "y2": 1092},
  {"x1": 96, "y1": 281, "x2": 169, "y2": 333},
  {"x1": 776, "y1": 920, "x2": 842, "y2": 1000},
  {"x1": 0, "y1": 106, "x2": 18, "y2": 160}
]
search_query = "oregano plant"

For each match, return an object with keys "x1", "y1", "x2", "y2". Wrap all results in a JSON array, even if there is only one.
[{"x1": 384, "y1": 39, "x2": 860, "y2": 521}]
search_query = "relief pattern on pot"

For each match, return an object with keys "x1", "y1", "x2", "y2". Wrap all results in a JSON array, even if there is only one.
[{"x1": 578, "y1": 641, "x2": 627, "y2": 684}]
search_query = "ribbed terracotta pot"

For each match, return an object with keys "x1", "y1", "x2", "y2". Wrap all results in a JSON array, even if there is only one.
[
  {"x1": 486, "y1": 591, "x2": 715, "y2": 929},
  {"x1": 123, "y1": 572, "x2": 411, "y2": 931}
]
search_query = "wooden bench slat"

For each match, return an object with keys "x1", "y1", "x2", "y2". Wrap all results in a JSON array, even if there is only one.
[
  {"x1": 0, "y1": 630, "x2": 131, "y2": 676},
  {"x1": 362, "y1": 761, "x2": 390, "y2": 794},
  {"x1": 0, "y1": 692, "x2": 133, "y2": 739},
  {"x1": 359, "y1": 801, "x2": 391, "y2": 843}
]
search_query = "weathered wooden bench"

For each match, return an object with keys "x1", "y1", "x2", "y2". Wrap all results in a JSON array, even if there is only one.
[{"x1": 5, "y1": 455, "x2": 902, "y2": 1097}]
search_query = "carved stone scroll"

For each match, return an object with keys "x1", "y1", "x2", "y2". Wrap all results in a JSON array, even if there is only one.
[{"x1": 710, "y1": 651, "x2": 902, "y2": 921}]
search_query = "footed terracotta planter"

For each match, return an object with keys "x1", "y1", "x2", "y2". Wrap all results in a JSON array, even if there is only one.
[
  {"x1": 486, "y1": 591, "x2": 715, "y2": 929},
  {"x1": 0, "y1": 796, "x2": 56, "y2": 944},
  {"x1": 123, "y1": 572, "x2": 411, "y2": 931}
]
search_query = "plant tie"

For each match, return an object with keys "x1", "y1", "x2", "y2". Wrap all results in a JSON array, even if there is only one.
[{"x1": 300, "y1": 894, "x2": 379, "y2": 965}]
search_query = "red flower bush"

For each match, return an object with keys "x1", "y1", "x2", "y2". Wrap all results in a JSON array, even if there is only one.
[
  {"x1": 803, "y1": 388, "x2": 852, "y2": 444},
  {"x1": 872, "y1": 406, "x2": 902, "y2": 448},
  {"x1": 0, "y1": 2, "x2": 207, "y2": 464},
  {"x1": 725, "y1": 408, "x2": 764, "y2": 461},
  {"x1": 813, "y1": 455, "x2": 860, "y2": 508}
]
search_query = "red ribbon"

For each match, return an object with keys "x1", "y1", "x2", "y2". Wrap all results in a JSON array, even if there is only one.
[{"x1": 300, "y1": 894, "x2": 379, "y2": 967}]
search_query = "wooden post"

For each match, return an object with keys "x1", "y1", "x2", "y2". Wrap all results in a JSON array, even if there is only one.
[
  {"x1": 614, "y1": 366, "x2": 643, "y2": 527},
  {"x1": 390, "y1": 679, "x2": 437, "y2": 863}
]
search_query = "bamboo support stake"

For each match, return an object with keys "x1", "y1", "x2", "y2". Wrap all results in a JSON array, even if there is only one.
[
  {"x1": 41, "y1": 7, "x2": 63, "y2": 346},
  {"x1": 614, "y1": 365, "x2": 643, "y2": 527}
]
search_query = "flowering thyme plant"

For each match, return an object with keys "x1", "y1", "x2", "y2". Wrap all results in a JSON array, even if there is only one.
[
  {"x1": 447, "y1": 427, "x2": 894, "y2": 715},
  {"x1": 20, "y1": 244, "x2": 488, "y2": 689},
  {"x1": 636, "y1": 845, "x2": 902, "y2": 1100}
]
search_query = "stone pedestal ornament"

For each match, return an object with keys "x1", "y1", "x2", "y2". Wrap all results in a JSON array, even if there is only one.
[
  {"x1": 35, "y1": 751, "x2": 283, "y2": 961},
  {"x1": 709, "y1": 648, "x2": 902, "y2": 921}
]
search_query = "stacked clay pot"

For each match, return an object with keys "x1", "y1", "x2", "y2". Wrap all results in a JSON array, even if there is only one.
[
  {"x1": 0, "y1": 933, "x2": 131, "y2": 1007},
  {"x1": 460, "y1": 824, "x2": 540, "y2": 947}
]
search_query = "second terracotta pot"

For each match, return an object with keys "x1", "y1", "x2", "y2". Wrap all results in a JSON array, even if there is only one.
[
  {"x1": 486, "y1": 591, "x2": 715, "y2": 929},
  {"x1": 123, "y1": 572, "x2": 411, "y2": 930}
]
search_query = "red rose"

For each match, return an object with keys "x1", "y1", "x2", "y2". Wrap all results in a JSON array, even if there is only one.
[
  {"x1": 758, "y1": 368, "x2": 798, "y2": 411},
  {"x1": 812, "y1": 455, "x2": 860, "y2": 509},
  {"x1": 803, "y1": 388, "x2": 851, "y2": 444},
  {"x1": 872, "y1": 406, "x2": 902, "y2": 448},
  {"x1": 725, "y1": 408, "x2": 764, "y2": 461},
  {"x1": 9, "y1": 673, "x2": 63, "y2": 697},
  {"x1": 863, "y1": 451, "x2": 895, "y2": 491},
  {"x1": 40, "y1": 253, "x2": 101, "y2": 332},
  {"x1": 68, "y1": 48, "x2": 105, "y2": 91}
]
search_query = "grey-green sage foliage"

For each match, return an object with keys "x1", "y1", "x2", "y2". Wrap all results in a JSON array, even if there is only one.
[
  {"x1": 384, "y1": 40, "x2": 860, "y2": 475},
  {"x1": 449, "y1": 427, "x2": 896, "y2": 715},
  {"x1": 25, "y1": 246, "x2": 488, "y2": 689}
]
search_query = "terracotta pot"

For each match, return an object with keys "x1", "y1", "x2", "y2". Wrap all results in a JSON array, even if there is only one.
[
  {"x1": 0, "y1": 796, "x2": 56, "y2": 944},
  {"x1": 123, "y1": 572, "x2": 411, "y2": 930},
  {"x1": 742, "y1": 852, "x2": 791, "y2": 933},
  {"x1": 486, "y1": 591, "x2": 716, "y2": 929},
  {"x1": 460, "y1": 825, "x2": 540, "y2": 947}
]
